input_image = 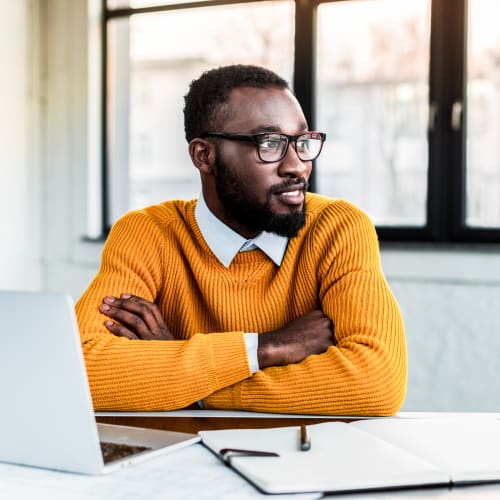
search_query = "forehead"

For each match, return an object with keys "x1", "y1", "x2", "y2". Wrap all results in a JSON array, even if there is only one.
[{"x1": 221, "y1": 86, "x2": 308, "y2": 133}]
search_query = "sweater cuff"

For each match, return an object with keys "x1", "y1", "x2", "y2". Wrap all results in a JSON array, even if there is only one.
[{"x1": 244, "y1": 332, "x2": 259, "y2": 373}]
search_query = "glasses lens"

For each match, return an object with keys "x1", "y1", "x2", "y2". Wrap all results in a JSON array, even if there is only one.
[
  {"x1": 257, "y1": 134, "x2": 288, "y2": 162},
  {"x1": 296, "y1": 133, "x2": 323, "y2": 161}
]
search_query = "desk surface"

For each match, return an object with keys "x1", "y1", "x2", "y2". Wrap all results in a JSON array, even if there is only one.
[
  {"x1": 94, "y1": 409, "x2": 500, "y2": 433},
  {"x1": 3, "y1": 411, "x2": 500, "y2": 500},
  {"x1": 95, "y1": 409, "x2": 350, "y2": 433}
]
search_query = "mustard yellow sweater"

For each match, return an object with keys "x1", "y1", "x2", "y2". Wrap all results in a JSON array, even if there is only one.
[{"x1": 76, "y1": 193, "x2": 407, "y2": 415}]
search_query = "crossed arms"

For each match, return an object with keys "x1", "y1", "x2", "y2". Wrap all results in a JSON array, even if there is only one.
[
  {"x1": 76, "y1": 200, "x2": 407, "y2": 415},
  {"x1": 100, "y1": 295, "x2": 333, "y2": 370}
]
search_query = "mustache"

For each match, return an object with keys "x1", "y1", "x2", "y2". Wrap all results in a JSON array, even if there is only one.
[{"x1": 270, "y1": 177, "x2": 308, "y2": 195}]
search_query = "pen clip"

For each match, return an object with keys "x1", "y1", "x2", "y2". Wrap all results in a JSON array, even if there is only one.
[{"x1": 219, "y1": 448, "x2": 279, "y2": 463}]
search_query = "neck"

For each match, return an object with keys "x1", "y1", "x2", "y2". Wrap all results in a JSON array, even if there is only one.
[{"x1": 202, "y1": 190, "x2": 261, "y2": 239}]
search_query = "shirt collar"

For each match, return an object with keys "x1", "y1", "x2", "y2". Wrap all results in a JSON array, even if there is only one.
[{"x1": 195, "y1": 195, "x2": 288, "y2": 268}]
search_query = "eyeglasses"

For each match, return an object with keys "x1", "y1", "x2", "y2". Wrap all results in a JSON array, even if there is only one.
[{"x1": 201, "y1": 131, "x2": 326, "y2": 163}]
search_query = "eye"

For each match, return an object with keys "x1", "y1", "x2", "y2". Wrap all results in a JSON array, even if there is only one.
[
  {"x1": 259, "y1": 136, "x2": 282, "y2": 151},
  {"x1": 296, "y1": 138, "x2": 310, "y2": 152}
]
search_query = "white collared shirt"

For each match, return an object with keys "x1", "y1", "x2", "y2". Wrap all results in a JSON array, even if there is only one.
[
  {"x1": 194, "y1": 195, "x2": 289, "y2": 372},
  {"x1": 195, "y1": 194, "x2": 288, "y2": 268}
]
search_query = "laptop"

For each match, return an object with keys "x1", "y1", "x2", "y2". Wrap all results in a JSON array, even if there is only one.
[{"x1": 0, "y1": 290, "x2": 200, "y2": 474}]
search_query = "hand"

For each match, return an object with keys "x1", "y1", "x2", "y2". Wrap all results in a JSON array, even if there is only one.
[
  {"x1": 258, "y1": 310, "x2": 334, "y2": 369},
  {"x1": 99, "y1": 293, "x2": 175, "y2": 340}
]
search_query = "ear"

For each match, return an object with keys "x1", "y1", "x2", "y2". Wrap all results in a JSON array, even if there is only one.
[{"x1": 189, "y1": 138, "x2": 215, "y2": 175}]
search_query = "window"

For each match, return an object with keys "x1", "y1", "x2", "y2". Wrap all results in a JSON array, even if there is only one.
[
  {"x1": 315, "y1": 0, "x2": 430, "y2": 227},
  {"x1": 466, "y1": 0, "x2": 500, "y2": 229},
  {"x1": 105, "y1": 0, "x2": 294, "y2": 223},
  {"x1": 98, "y1": 0, "x2": 500, "y2": 243}
]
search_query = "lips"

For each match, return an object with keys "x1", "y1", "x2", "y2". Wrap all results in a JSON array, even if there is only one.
[
  {"x1": 274, "y1": 188, "x2": 305, "y2": 206},
  {"x1": 272, "y1": 179, "x2": 307, "y2": 206},
  {"x1": 273, "y1": 179, "x2": 307, "y2": 195}
]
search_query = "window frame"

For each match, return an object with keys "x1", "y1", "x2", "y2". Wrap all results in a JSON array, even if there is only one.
[{"x1": 99, "y1": 0, "x2": 500, "y2": 243}]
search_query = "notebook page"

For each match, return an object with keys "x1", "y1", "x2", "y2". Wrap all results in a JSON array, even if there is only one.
[
  {"x1": 200, "y1": 422, "x2": 448, "y2": 494},
  {"x1": 353, "y1": 417, "x2": 500, "y2": 483}
]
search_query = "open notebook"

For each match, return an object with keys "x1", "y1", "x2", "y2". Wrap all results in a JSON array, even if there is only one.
[
  {"x1": 200, "y1": 416, "x2": 500, "y2": 494},
  {"x1": 0, "y1": 291, "x2": 200, "y2": 474}
]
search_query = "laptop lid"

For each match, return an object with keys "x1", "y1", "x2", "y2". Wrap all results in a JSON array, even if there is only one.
[{"x1": 0, "y1": 291, "x2": 199, "y2": 474}]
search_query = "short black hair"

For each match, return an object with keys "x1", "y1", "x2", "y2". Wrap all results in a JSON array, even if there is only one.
[{"x1": 183, "y1": 64, "x2": 291, "y2": 142}]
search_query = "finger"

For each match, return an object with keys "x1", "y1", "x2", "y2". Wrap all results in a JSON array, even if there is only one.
[
  {"x1": 118, "y1": 294, "x2": 163, "y2": 334},
  {"x1": 119, "y1": 294, "x2": 166, "y2": 336},
  {"x1": 101, "y1": 296, "x2": 174, "y2": 339},
  {"x1": 103, "y1": 295, "x2": 161, "y2": 337},
  {"x1": 100, "y1": 302, "x2": 154, "y2": 339},
  {"x1": 119, "y1": 294, "x2": 173, "y2": 339},
  {"x1": 104, "y1": 319, "x2": 139, "y2": 340}
]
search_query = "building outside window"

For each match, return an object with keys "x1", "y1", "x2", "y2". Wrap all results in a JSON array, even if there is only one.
[{"x1": 99, "y1": 0, "x2": 500, "y2": 242}]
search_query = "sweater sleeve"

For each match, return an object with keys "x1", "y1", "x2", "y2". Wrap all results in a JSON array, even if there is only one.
[
  {"x1": 202, "y1": 203, "x2": 407, "y2": 416},
  {"x1": 76, "y1": 211, "x2": 252, "y2": 410}
]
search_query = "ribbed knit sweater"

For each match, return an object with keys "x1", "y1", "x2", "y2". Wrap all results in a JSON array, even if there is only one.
[{"x1": 76, "y1": 193, "x2": 407, "y2": 415}]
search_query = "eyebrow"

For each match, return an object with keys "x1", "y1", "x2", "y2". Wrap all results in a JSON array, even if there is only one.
[
  {"x1": 249, "y1": 125, "x2": 281, "y2": 134},
  {"x1": 249, "y1": 123, "x2": 309, "y2": 134}
]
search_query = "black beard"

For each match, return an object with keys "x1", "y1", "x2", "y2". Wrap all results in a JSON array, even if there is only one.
[{"x1": 214, "y1": 153, "x2": 307, "y2": 238}]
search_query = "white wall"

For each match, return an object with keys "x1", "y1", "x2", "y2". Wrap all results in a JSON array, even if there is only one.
[
  {"x1": 0, "y1": 0, "x2": 43, "y2": 290},
  {"x1": 43, "y1": 0, "x2": 99, "y2": 295},
  {"x1": 3, "y1": 0, "x2": 500, "y2": 413},
  {"x1": 383, "y1": 250, "x2": 500, "y2": 412}
]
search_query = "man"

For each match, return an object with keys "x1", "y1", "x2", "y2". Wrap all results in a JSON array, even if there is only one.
[{"x1": 76, "y1": 64, "x2": 407, "y2": 415}]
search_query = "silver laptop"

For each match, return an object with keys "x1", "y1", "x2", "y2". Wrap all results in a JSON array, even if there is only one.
[{"x1": 0, "y1": 290, "x2": 200, "y2": 474}]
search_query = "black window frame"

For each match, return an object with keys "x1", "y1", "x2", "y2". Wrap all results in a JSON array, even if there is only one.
[{"x1": 100, "y1": 0, "x2": 500, "y2": 243}]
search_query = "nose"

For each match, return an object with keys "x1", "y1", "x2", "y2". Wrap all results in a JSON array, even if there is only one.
[{"x1": 278, "y1": 141, "x2": 311, "y2": 178}]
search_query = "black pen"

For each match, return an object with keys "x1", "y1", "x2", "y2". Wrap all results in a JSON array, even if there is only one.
[{"x1": 300, "y1": 424, "x2": 311, "y2": 451}]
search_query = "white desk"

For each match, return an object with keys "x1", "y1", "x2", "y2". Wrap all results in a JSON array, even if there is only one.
[
  {"x1": 0, "y1": 443, "x2": 321, "y2": 500},
  {"x1": 3, "y1": 441, "x2": 500, "y2": 500},
  {"x1": 2, "y1": 412, "x2": 500, "y2": 500}
]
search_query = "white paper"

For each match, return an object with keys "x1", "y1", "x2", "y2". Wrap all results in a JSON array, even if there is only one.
[
  {"x1": 200, "y1": 422, "x2": 449, "y2": 494},
  {"x1": 353, "y1": 416, "x2": 500, "y2": 482}
]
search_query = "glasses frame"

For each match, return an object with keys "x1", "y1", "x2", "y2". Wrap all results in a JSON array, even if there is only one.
[{"x1": 201, "y1": 131, "x2": 327, "y2": 163}]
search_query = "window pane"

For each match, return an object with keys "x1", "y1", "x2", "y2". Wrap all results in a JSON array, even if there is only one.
[
  {"x1": 107, "y1": 2, "x2": 294, "y2": 223},
  {"x1": 315, "y1": 0, "x2": 431, "y2": 226},
  {"x1": 466, "y1": 0, "x2": 500, "y2": 228}
]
